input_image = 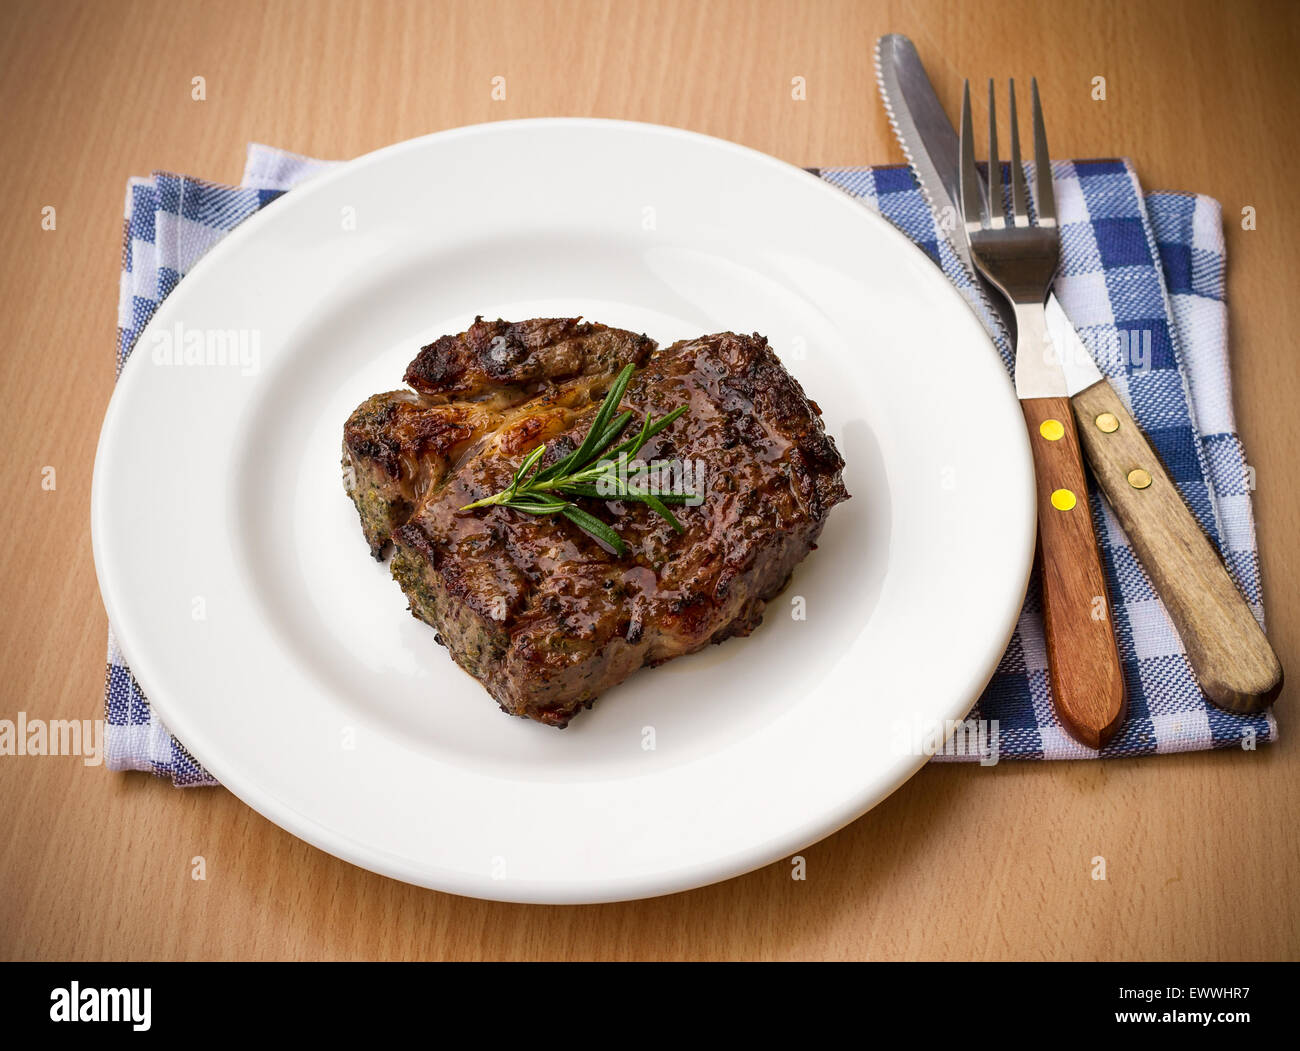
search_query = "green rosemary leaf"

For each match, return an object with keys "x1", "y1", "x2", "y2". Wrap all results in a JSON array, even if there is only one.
[
  {"x1": 638, "y1": 492, "x2": 684, "y2": 533},
  {"x1": 558, "y1": 483, "x2": 614, "y2": 499},
  {"x1": 527, "y1": 448, "x2": 577, "y2": 486},
  {"x1": 618, "y1": 410, "x2": 654, "y2": 460},
  {"x1": 527, "y1": 405, "x2": 630, "y2": 486},
  {"x1": 608, "y1": 489, "x2": 685, "y2": 532},
  {"x1": 588, "y1": 410, "x2": 634, "y2": 461},
  {"x1": 512, "y1": 443, "x2": 548, "y2": 489},
  {"x1": 608, "y1": 404, "x2": 688, "y2": 459},
  {"x1": 505, "y1": 492, "x2": 568, "y2": 513},
  {"x1": 569, "y1": 363, "x2": 635, "y2": 469},
  {"x1": 563, "y1": 481, "x2": 694, "y2": 505},
  {"x1": 460, "y1": 362, "x2": 692, "y2": 553},
  {"x1": 559, "y1": 504, "x2": 627, "y2": 556}
]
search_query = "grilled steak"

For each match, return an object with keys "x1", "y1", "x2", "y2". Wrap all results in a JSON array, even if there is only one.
[{"x1": 343, "y1": 316, "x2": 848, "y2": 727}]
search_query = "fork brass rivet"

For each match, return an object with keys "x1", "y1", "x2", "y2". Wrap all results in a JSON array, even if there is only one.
[
  {"x1": 1039, "y1": 419, "x2": 1065, "y2": 441},
  {"x1": 1050, "y1": 488, "x2": 1077, "y2": 511},
  {"x1": 1095, "y1": 413, "x2": 1120, "y2": 433},
  {"x1": 1128, "y1": 468, "x2": 1152, "y2": 490}
]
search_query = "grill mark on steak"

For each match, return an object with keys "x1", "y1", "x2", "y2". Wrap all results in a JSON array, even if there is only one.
[{"x1": 346, "y1": 319, "x2": 849, "y2": 727}]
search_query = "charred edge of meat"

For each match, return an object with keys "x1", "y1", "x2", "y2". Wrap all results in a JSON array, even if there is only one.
[
  {"x1": 342, "y1": 445, "x2": 408, "y2": 560},
  {"x1": 390, "y1": 521, "x2": 520, "y2": 698},
  {"x1": 403, "y1": 316, "x2": 656, "y2": 396},
  {"x1": 342, "y1": 392, "x2": 486, "y2": 557}
]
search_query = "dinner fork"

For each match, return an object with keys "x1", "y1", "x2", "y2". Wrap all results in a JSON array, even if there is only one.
[{"x1": 960, "y1": 78, "x2": 1126, "y2": 749}]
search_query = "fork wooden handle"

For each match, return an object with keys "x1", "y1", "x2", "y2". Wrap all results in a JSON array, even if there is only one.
[
  {"x1": 1021, "y1": 396, "x2": 1127, "y2": 748},
  {"x1": 1071, "y1": 379, "x2": 1282, "y2": 712}
]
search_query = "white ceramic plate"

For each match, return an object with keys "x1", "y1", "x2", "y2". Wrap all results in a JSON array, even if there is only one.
[{"x1": 92, "y1": 119, "x2": 1034, "y2": 903}]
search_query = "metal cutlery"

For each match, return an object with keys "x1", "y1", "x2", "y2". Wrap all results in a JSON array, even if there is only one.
[
  {"x1": 960, "y1": 77, "x2": 1126, "y2": 748},
  {"x1": 875, "y1": 35, "x2": 1018, "y2": 343},
  {"x1": 874, "y1": 34, "x2": 1282, "y2": 715}
]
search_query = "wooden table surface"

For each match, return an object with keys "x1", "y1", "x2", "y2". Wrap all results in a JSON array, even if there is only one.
[{"x1": 2, "y1": 0, "x2": 1297, "y2": 961}]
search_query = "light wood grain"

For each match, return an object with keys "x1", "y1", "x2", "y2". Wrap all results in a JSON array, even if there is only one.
[
  {"x1": 1072, "y1": 378, "x2": 1283, "y2": 712},
  {"x1": 1021, "y1": 395, "x2": 1127, "y2": 748},
  {"x1": 1, "y1": 0, "x2": 1298, "y2": 961}
]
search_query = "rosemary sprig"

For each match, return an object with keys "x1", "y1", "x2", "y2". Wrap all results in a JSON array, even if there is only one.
[{"x1": 460, "y1": 363, "x2": 693, "y2": 556}]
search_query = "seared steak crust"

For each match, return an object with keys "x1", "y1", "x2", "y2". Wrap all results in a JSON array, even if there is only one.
[
  {"x1": 344, "y1": 317, "x2": 655, "y2": 556},
  {"x1": 344, "y1": 318, "x2": 848, "y2": 727}
]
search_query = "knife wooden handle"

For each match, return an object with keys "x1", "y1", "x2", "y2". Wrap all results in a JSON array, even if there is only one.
[
  {"x1": 1022, "y1": 396, "x2": 1128, "y2": 748},
  {"x1": 1071, "y1": 379, "x2": 1283, "y2": 712}
]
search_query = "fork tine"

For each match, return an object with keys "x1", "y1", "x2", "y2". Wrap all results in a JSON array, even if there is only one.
[
  {"x1": 986, "y1": 79, "x2": 1004, "y2": 228},
  {"x1": 1008, "y1": 79, "x2": 1030, "y2": 227},
  {"x1": 959, "y1": 80, "x2": 987, "y2": 231},
  {"x1": 1031, "y1": 77, "x2": 1056, "y2": 226}
]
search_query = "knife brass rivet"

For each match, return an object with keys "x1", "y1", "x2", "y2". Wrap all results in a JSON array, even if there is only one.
[
  {"x1": 1039, "y1": 419, "x2": 1065, "y2": 441},
  {"x1": 1095, "y1": 413, "x2": 1120, "y2": 433},
  {"x1": 1128, "y1": 468, "x2": 1152, "y2": 490},
  {"x1": 1050, "y1": 488, "x2": 1077, "y2": 511}
]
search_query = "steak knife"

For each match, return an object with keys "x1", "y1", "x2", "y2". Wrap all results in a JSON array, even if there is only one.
[{"x1": 875, "y1": 33, "x2": 1282, "y2": 714}]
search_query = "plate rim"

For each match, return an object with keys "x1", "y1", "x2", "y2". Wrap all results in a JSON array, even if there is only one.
[{"x1": 91, "y1": 117, "x2": 1035, "y2": 902}]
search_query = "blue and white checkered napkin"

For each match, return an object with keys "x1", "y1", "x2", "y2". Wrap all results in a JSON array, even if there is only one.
[{"x1": 104, "y1": 145, "x2": 1277, "y2": 785}]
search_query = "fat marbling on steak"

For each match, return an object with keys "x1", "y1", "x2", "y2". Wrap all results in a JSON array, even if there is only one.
[{"x1": 343, "y1": 316, "x2": 848, "y2": 727}]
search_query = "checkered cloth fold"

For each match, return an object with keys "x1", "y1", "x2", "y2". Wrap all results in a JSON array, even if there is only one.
[{"x1": 103, "y1": 145, "x2": 1276, "y2": 785}]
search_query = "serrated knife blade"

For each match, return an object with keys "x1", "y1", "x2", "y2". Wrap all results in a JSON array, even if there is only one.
[
  {"x1": 874, "y1": 34, "x2": 1018, "y2": 345},
  {"x1": 873, "y1": 35, "x2": 966, "y2": 265}
]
